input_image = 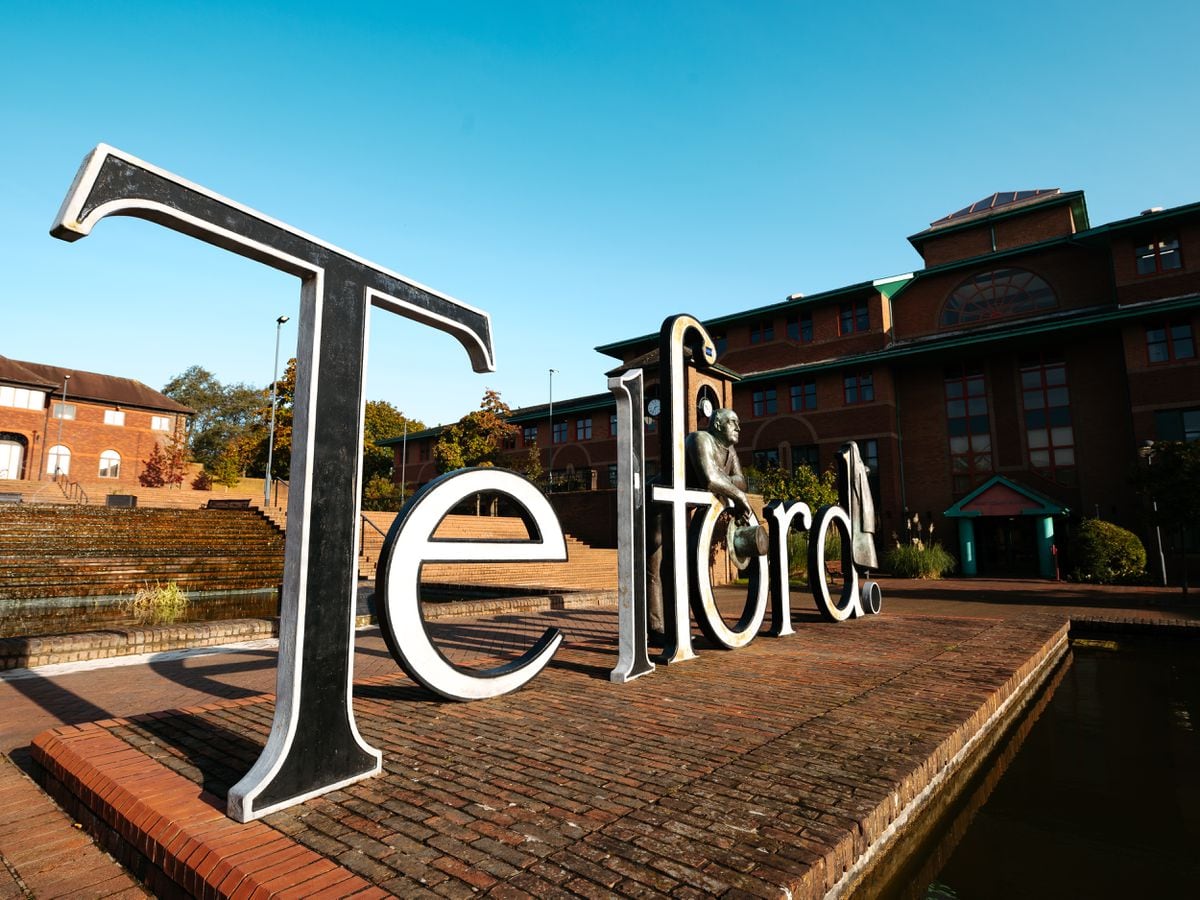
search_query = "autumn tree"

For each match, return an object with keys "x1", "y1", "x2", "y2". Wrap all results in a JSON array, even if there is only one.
[{"x1": 433, "y1": 390, "x2": 518, "y2": 473}]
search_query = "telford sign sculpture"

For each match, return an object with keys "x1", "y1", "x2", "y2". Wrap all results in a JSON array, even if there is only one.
[{"x1": 52, "y1": 147, "x2": 880, "y2": 823}]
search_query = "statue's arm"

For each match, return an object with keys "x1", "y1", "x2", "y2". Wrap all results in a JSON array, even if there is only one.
[{"x1": 691, "y1": 435, "x2": 753, "y2": 521}]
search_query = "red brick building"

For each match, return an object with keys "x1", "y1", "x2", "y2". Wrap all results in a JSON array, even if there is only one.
[
  {"x1": 390, "y1": 190, "x2": 1200, "y2": 576},
  {"x1": 0, "y1": 357, "x2": 191, "y2": 489}
]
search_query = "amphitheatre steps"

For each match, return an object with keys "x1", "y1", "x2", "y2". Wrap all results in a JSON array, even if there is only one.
[
  {"x1": 359, "y1": 512, "x2": 617, "y2": 592},
  {"x1": 0, "y1": 506, "x2": 284, "y2": 601}
]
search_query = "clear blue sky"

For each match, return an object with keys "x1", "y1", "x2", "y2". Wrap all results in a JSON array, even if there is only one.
[{"x1": 3, "y1": 1, "x2": 1198, "y2": 428}]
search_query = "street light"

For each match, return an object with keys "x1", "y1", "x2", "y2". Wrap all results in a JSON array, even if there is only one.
[
  {"x1": 265, "y1": 315, "x2": 290, "y2": 507},
  {"x1": 548, "y1": 368, "x2": 558, "y2": 488},
  {"x1": 1139, "y1": 440, "x2": 1169, "y2": 587},
  {"x1": 399, "y1": 419, "x2": 408, "y2": 505}
]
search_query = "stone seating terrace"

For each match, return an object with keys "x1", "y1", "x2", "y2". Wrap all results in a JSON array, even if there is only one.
[{"x1": 0, "y1": 505, "x2": 285, "y2": 600}]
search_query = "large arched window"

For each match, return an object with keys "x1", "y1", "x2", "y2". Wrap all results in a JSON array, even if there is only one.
[
  {"x1": 99, "y1": 449, "x2": 121, "y2": 479},
  {"x1": 940, "y1": 268, "x2": 1056, "y2": 327},
  {"x1": 47, "y1": 444, "x2": 70, "y2": 476}
]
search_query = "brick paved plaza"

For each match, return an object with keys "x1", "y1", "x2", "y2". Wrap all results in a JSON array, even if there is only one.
[{"x1": 2, "y1": 580, "x2": 1197, "y2": 897}]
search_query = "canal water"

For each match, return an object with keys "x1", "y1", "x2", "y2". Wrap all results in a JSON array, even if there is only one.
[{"x1": 891, "y1": 636, "x2": 1200, "y2": 898}]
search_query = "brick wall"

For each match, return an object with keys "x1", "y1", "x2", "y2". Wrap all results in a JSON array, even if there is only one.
[{"x1": 0, "y1": 398, "x2": 180, "y2": 488}]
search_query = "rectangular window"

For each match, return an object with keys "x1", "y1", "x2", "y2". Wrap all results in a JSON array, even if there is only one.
[
  {"x1": 843, "y1": 370, "x2": 874, "y2": 405},
  {"x1": 861, "y1": 438, "x2": 880, "y2": 502},
  {"x1": 839, "y1": 299, "x2": 869, "y2": 335},
  {"x1": 945, "y1": 363, "x2": 993, "y2": 494},
  {"x1": 419, "y1": 441, "x2": 430, "y2": 461},
  {"x1": 151, "y1": 415, "x2": 171, "y2": 431},
  {"x1": 576, "y1": 417, "x2": 592, "y2": 440},
  {"x1": 609, "y1": 413, "x2": 618, "y2": 436},
  {"x1": 754, "y1": 449, "x2": 780, "y2": 468},
  {"x1": 523, "y1": 425, "x2": 538, "y2": 446},
  {"x1": 793, "y1": 444, "x2": 820, "y2": 472},
  {"x1": 501, "y1": 433, "x2": 516, "y2": 450},
  {"x1": 0, "y1": 386, "x2": 45, "y2": 410},
  {"x1": 553, "y1": 421, "x2": 568, "y2": 444},
  {"x1": 786, "y1": 311, "x2": 813, "y2": 343},
  {"x1": 1146, "y1": 321, "x2": 1196, "y2": 363},
  {"x1": 1154, "y1": 408, "x2": 1200, "y2": 442},
  {"x1": 789, "y1": 380, "x2": 817, "y2": 412},
  {"x1": 752, "y1": 388, "x2": 777, "y2": 417},
  {"x1": 749, "y1": 319, "x2": 775, "y2": 344},
  {"x1": 52, "y1": 402, "x2": 76, "y2": 420},
  {"x1": 1136, "y1": 234, "x2": 1183, "y2": 275},
  {"x1": 1021, "y1": 354, "x2": 1075, "y2": 484},
  {"x1": 103, "y1": 409, "x2": 125, "y2": 426},
  {"x1": 608, "y1": 464, "x2": 618, "y2": 487},
  {"x1": 713, "y1": 332, "x2": 728, "y2": 356}
]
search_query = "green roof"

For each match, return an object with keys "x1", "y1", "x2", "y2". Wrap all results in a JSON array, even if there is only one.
[{"x1": 735, "y1": 292, "x2": 1200, "y2": 383}]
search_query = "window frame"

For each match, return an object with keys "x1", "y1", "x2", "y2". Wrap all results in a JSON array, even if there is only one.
[
  {"x1": 843, "y1": 370, "x2": 875, "y2": 405},
  {"x1": 789, "y1": 379, "x2": 817, "y2": 412},
  {"x1": 838, "y1": 299, "x2": 869, "y2": 335},
  {"x1": 52, "y1": 402, "x2": 76, "y2": 420},
  {"x1": 1146, "y1": 320, "x2": 1196, "y2": 364},
  {"x1": 576, "y1": 417, "x2": 592, "y2": 440},
  {"x1": 552, "y1": 421, "x2": 568, "y2": 444},
  {"x1": 104, "y1": 409, "x2": 125, "y2": 427},
  {"x1": 98, "y1": 449, "x2": 121, "y2": 479},
  {"x1": 944, "y1": 364, "x2": 993, "y2": 494},
  {"x1": 1020, "y1": 355, "x2": 1076, "y2": 484},
  {"x1": 752, "y1": 388, "x2": 778, "y2": 417},
  {"x1": 1135, "y1": 233, "x2": 1183, "y2": 276},
  {"x1": 786, "y1": 311, "x2": 813, "y2": 343},
  {"x1": 749, "y1": 319, "x2": 775, "y2": 344}
]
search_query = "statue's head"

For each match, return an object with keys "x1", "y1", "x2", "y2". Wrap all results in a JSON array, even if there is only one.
[{"x1": 709, "y1": 408, "x2": 741, "y2": 447}]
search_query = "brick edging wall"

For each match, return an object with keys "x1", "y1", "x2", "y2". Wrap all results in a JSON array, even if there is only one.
[{"x1": 0, "y1": 618, "x2": 279, "y2": 671}]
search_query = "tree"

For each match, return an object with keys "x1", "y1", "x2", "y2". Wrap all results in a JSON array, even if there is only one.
[
  {"x1": 363, "y1": 400, "x2": 424, "y2": 486},
  {"x1": 1136, "y1": 440, "x2": 1200, "y2": 591},
  {"x1": 139, "y1": 443, "x2": 167, "y2": 487},
  {"x1": 163, "y1": 365, "x2": 266, "y2": 469},
  {"x1": 433, "y1": 390, "x2": 518, "y2": 473},
  {"x1": 745, "y1": 463, "x2": 839, "y2": 510}
]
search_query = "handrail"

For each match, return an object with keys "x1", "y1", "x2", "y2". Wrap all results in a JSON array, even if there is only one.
[
  {"x1": 361, "y1": 513, "x2": 388, "y2": 539},
  {"x1": 272, "y1": 478, "x2": 289, "y2": 508}
]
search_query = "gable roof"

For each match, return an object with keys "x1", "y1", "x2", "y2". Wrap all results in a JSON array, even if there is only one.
[
  {"x1": 0, "y1": 356, "x2": 192, "y2": 414},
  {"x1": 943, "y1": 475, "x2": 1068, "y2": 518}
]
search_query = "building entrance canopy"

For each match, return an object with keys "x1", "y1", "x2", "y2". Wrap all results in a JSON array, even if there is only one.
[{"x1": 944, "y1": 475, "x2": 1069, "y2": 578}]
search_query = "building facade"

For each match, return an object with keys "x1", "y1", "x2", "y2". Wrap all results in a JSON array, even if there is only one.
[
  {"x1": 0, "y1": 357, "x2": 191, "y2": 489},
  {"x1": 389, "y1": 190, "x2": 1200, "y2": 576}
]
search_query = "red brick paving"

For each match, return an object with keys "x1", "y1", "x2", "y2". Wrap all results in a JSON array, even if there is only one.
[{"x1": 3, "y1": 577, "x2": 1199, "y2": 896}]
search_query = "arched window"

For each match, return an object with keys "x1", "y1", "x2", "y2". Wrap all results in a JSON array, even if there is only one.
[
  {"x1": 47, "y1": 444, "x2": 71, "y2": 476},
  {"x1": 940, "y1": 268, "x2": 1056, "y2": 327},
  {"x1": 99, "y1": 449, "x2": 121, "y2": 479}
]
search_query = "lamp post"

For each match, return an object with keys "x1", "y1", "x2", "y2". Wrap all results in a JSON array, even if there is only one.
[
  {"x1": 53, "y1": 374, "x2": 71, "y2": 478},
  {"x1": 265, "y1": 315, "x2": 289, "y2": 507},
  {"x1": 548, "y1": 368, "x2": 558, "y2": 489},
  {"x1": 399, "y1": 420, "x2": 408, "y2": 505},
  {"x1": 1139, "y1": 440, "x2": 1169, "y2": 587}
]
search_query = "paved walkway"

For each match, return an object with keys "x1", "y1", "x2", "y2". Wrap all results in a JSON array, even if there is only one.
[{"x1": 1, "y1": 577, "x2": 1197, "y2": 896}]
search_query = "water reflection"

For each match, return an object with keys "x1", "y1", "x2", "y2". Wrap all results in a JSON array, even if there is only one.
[
  {"x1": 894, "y1": 637, "x2": 1200, "y2": 898},
  {"x1": 0, "y1": 588, "x2": 280, "y2": 638}
]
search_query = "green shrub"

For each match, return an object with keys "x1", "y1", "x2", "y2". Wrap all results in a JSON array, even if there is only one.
[
  {"x1": 1071, "y1": 519, "x2": 1146, "y2": 584},
  {"x1": 884, "y1": 543, "x2": 957, "y2": 579},
  {"x1": 122, "y1": 581, "x2": 190, "y2": 625},
  {"x1": 786, "y1": 528, "x2": 842, "y2": 581}
]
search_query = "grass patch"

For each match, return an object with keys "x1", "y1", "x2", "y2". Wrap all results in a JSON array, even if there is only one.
[{"x1": 122, "y1": 580, "x2": 190, "y2": 625}]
